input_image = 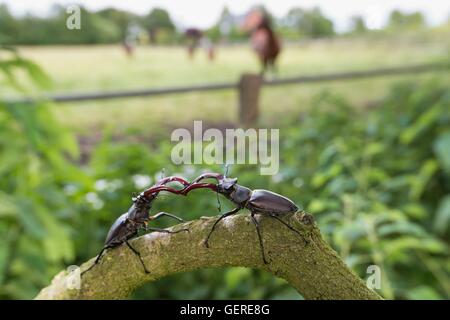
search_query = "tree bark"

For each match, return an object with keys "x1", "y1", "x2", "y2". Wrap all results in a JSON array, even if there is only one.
[{"x1": 35, "y1": 211, "x2": 382, "y2": 300}]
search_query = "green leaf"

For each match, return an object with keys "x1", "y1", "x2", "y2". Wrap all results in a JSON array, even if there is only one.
[
  {"x1": 384, "y1": 237, "x2": 447, "y2": 257},
  {"x1": 225, "y1": 267, "x2": 251, "y2": 290},
  {"x1": 434, "y1": 131, "x2": 450, "y2": 173},
  {"x1": 35, "y1": 207, "x2": 74, "y2": 262},
  {"x1": 0, "y1": 225, "x2": 10, "y2": 284},
  {"x1": 16, "y1": 200, "x2": 46, "y2": 239},
  {"x1": 401, "y1": 204, "x2": 427, "y2": 220},
  {"x1": 17, "y1": 58, "x2": 52, "y2": 90},
  {"x1": 0, "y1": 192, "x2": 18, "y2": 217},
  {"x1": 400, "y1": 102, "x2": 442, "y2": 145},
  {"x1": 405, "y1": 286, "x2": 441, "y2": 300},
  {"x1": 378, "y1": 221, "x2": 427, "y2": 237},
  {"x1": 409, "y1": 159, "x2": 438, "y2": 200},
  {"x1": 363, "y1": 142, "x2": 385, "y2": 157},
  {"x1": 433, "y1": 195, "x2": 450, "y2": 235}
]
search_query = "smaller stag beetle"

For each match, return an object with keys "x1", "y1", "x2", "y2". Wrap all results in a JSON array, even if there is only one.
[
  {"x1": 182, "y1": 171, "x2": 308, "y2": 264},
  {"x1": 82, "y1": 176, "x2": 192, "y2": 276}
]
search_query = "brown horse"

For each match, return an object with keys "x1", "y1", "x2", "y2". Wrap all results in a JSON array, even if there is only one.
[
  {"x1": 243, "y1": 9, "x2": 281, "y2": 74},
  {"x1": 122, "y1": 40, "x2": 134, "y2": 58},
  {"x1": 184, "y1": 28, "x2": 216, "y2": 61},
  {"x1": 184, "y1": 28, "x2": 203, "y2": 59},
  {"x1": 122, "y1": 34, "x2": 136, "y2": 59}
]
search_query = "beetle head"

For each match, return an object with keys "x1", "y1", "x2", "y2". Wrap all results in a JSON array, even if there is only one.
[
  {"x1": 128, "y1": 194, "x2": 152, "y2": 222},
  {"x1": 218, "y1": 177, "x2": 238, "y2": 194}
]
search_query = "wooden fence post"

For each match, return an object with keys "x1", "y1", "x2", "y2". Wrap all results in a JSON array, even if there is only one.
[{"x1": 238, "y1": 73, "x2": 262, "y2": 126}]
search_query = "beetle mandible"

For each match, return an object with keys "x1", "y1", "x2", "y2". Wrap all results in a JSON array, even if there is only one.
[{"x1": 82, "y1": 176, "x2": 193, "y2": 275}]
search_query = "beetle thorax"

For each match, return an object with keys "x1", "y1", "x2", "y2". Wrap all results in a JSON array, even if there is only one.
[
  {"x1": 127, "y1": 195, "x2": 152, "y2": 223},
  {"x1": 230, "y1": 184, "x2": 252, "y2": 205}
]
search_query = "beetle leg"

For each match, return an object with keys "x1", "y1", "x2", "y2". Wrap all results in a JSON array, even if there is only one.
[
  {"x1": 81, "y1": 245, "x2": 113, "y2": 276},
  {"x1": 125, "y1": 241, "x2": 150, "y2": 274},
  {"x1": 268, "y1": 214, "x2": 309, "y2": 245},
  {"x1": 81, "y1": 264, "x2": 95, "y2": 277},
  {"x1": 251, "y1": 213, "x2": 268, "y2": 264},
  {"x1": 149, "y1": 211, "x2": 184, "y2": 223},
  {"x1": 204, "y1": 206, "x2": 241, "y2": 248},
  {"x1": 145, "y1": 226, "x2": 189, "y2": 234},
  {"x1": 94, "y1": 246, "x2": 108, "y2": 264},
  {"x1": 216, "y1": 191, "x2": 222, "y2": 213}
]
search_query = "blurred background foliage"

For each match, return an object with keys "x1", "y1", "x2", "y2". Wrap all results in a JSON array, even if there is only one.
[
  {"x1": 0, "y1": 4, "x2": 445, "y2": 45},
  {"x1": 0, "y1": 44, "x2": 448, "y2": 299}
]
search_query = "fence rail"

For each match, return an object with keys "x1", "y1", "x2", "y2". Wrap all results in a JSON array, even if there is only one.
[
  {"x1": 6, "y1": 62, "x2": 449, "y2": 125},
  {"x1": 263, "y1": 63, "x2": 449, "y2": 86}
]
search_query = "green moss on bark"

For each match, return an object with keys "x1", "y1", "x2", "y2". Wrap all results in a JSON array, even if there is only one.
[{"x1": 35, "y1": 212, "x2": 382, "y2": 300}]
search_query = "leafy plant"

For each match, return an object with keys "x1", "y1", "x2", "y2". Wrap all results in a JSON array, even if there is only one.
[
  {"x1": 0, "y1": 47, "x2": 91, "y2": 298},
  {"x1": 279, "y1": 80, "x2": 450, "y2": 299}
]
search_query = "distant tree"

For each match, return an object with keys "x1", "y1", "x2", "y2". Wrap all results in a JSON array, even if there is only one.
[
  {"x1": 349, "y1": 15, "x2": 368, "y2": 34},
  {"x1": 205, "y1": 25, "x2": 221, "y2": 43},
  {"x1": 0, "y1": 4, "x2": 19, "y2": 43},
  {"x1": 208, "y1": 6, "x2": 248, "y2": 42},
  {"x1": 285, "y1": 7, "x2": 334, "y2": 38},
  {"x1": 2, "y1": 5, "x2": 121, "y2": 45},
  {"x1": 97, "y1": 8, "x2": 140, "y2": 39},
  {"x1": 387, "y1": 10, "x2": 426, "y2": 29},
  {"x1": 62, "y1": 7, "x2": 121, "y2": 44},
  {"x1": 14, "y1": 14, "x2": 54, "y2": 45},
  {"x1": 142, "y1": 8, "x2": 176, "y2": 44},
  {"x1": 216, "y1": 6, "x2": 234, "y2": 37}
]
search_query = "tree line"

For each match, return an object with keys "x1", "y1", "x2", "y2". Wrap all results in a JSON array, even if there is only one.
[{"x1": 0, "y1": 4, "x2": 431, "y2": 45}]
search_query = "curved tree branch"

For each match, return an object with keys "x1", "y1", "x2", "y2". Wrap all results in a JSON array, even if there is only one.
[{"x1": 35, "y1": 212, "x2": 382, "y2": 300}]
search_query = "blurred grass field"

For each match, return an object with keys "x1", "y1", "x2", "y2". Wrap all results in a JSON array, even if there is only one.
[{"x1": 13, "y1": 35, "x2": 450, "y2": 135}]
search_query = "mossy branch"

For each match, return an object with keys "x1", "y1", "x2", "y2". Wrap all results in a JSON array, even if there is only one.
[{"x1": 35, "y1": 212, "x2": 382, "y2": 300}]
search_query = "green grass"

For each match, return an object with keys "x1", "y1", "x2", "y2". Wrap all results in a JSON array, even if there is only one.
[{"x1": 11, "y1": 36, "x2": 450, "y2": 135}]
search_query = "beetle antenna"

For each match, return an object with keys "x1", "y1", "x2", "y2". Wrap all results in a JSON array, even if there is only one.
[
  {"x1": 216, "y1": 191, "x2": 222, "y2": 213},
  {"x1": 224, "y1": 164, "x2": 230, "y2": 177}
]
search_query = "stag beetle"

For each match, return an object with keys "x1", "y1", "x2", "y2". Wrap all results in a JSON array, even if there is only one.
[
  {"x1": 82, "y1": 176, "x2": 195, "y2": 275},
  {"x1": 181, "y1": 172, "x2": 308, "y2": 264}
]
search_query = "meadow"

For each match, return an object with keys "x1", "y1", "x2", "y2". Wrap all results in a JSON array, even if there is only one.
[{"x1": 13, "y1": 35, "x2": 450, "y2": 136}]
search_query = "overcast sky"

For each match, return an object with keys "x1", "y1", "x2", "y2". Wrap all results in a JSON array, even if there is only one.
[{"x1": 1, "y1": 0, "x2": 448, "y2": 31}]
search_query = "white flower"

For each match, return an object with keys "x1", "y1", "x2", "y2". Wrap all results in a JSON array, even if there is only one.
[
  {"x1": 132, "y1": 174, "x2": 152, "y2": 189},
  {"x1": 85, "y1": 192, "x2": 104, "y2": 210}
]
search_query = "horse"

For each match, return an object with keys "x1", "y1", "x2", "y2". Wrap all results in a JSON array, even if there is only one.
[
  {"x1": 184, "y1": 28, "x2": 203, "y2": 59},
  {"x1": 184, "y1": 28, "x2": 216, "y2": 61},
  {"x1": 122, "y1": 32, "x2": 136, "y2": 59},
  {"x1": 243, "y1": 9, "x2": 281, "y2": 74}
]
